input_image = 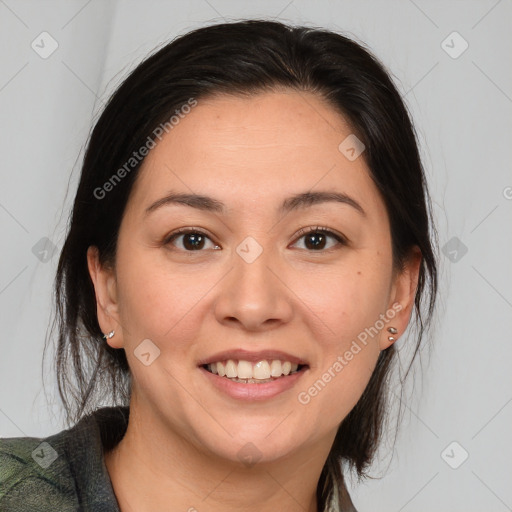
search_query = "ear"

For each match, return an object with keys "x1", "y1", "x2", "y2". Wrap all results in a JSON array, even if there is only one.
[
  {"x1": 87, "y1": 246, "x2": 124, "y2": 349},
  {"x1": 379, "y1": 246, "x2": 422, "y2": 350}
]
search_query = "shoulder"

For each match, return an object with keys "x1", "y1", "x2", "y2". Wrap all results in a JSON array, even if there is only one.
[
  {"x1": 0, "y1": 406, "x2": 128, "y2": 512},
  {"x1": 0, "y1": 431, "x2": 77, "y2": 511}
]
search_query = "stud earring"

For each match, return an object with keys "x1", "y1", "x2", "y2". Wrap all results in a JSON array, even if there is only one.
[
  {"x1": 103, "y1": 330, "x2": 115, "y2": 340},
  {"x1": 387, "y1": 326, "x2": 397, "y2": 342}
]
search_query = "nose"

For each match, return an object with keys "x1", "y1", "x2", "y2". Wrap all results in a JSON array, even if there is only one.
[{"x1": 213, "y1": 244, "x2": 294, "y2": 332}]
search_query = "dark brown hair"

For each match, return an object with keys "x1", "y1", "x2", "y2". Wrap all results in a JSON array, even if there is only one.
[{"x1": 46, "y1": 19, "x2": 438, "y2": 511}]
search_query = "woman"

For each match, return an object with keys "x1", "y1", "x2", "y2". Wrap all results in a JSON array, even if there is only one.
[{"x1": 0, "y1": 19, "x2": 437, "y2": 512}]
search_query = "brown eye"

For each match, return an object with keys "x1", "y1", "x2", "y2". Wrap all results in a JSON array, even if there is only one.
[
  {"x1": 303, "y1": 232, "x2": 328, "y2": 250},
  {"x1": 292, "y1": 227, "x2": 346, "y2": 251},
  {"x1": 165, "y1": 229, "x2": 220, "y2": 251}
]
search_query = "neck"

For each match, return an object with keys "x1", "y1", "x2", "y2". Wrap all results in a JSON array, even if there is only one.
[{"x1": 104, "y1": 396, "x2": 333, "y2": 512}]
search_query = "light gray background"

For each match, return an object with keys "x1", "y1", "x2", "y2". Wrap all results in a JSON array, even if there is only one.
[{"x1": 1, "y1": 1, "x2": 511, "y2": 511}]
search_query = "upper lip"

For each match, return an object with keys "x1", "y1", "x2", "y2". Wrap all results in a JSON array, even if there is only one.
[{"x1": 198, "y1": 349, "x2": 308, "y2": 366}]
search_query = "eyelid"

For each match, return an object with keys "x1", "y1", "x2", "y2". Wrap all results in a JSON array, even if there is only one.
[
  {"x1": 163, "y1": 225, "x2": 348, "y2": 251},
  {"x1": 162, "y1": 227, "x2": 218, "y2": 247},
  {"x1": 291, "y1": 225, "x2": 348, "y2": 247}
]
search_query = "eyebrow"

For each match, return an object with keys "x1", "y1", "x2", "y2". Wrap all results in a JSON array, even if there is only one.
[{"x1": 145, "y1": 190, "x2": 366, "y2": 216}]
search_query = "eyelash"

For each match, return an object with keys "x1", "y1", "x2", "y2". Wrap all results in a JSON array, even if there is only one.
[
  {"x1": 293, "y1": 226, "x2": 348, "y2": 250},
  {"x1": 163, "y1": 226, "x2": 347, "y2": 253}
]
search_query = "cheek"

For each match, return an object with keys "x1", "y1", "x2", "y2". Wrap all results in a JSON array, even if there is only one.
[
  {"x1": 292, "y1": 258, "x2": 390, "y2": 406},
  {"x1": 296, "y1": 280, "x2": 384, "y2": 426},
  {"x1": 293, "y1": 258, "x2": 392, "y2": 342},
  {"x1": 114, "y1": 241, "x2": 210, "y2": 342}
]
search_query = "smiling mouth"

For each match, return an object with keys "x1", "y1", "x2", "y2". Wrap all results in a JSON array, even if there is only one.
[{"x1": 202, "y1": 359, "x2": 307, "y2": 384}]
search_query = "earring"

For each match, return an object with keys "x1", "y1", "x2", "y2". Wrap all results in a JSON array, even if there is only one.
[
  {"x1": 387, "y1": 326, "x2": 397, "y2": 342},
  {"x1": 103, "y1": 330, "x2": 115, "y2": 340}
]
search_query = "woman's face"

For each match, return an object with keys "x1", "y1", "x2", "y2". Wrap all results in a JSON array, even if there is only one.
[{"x1": 90, "y1": 90, "x2": 419, "y2": 464}]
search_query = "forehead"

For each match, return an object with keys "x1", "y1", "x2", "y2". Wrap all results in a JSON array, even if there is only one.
[
  {"x1": 159, "y1": 90, "x2": 354, "y2": 160},
  {"x1": 128, "y1": 90, "x2": 382, "y2": 217}
]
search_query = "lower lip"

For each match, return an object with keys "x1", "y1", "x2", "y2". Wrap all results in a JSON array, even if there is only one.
[{"x1": 199, "y1": 366, "x2": 307, "y2": 401}]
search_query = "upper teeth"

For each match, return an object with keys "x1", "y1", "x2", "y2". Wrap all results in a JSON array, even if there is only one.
[{"x1": 208, "y1": 360, "x2": 299, "y2": 380}]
